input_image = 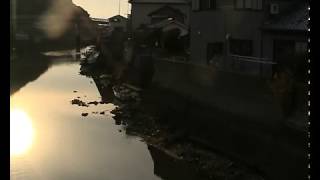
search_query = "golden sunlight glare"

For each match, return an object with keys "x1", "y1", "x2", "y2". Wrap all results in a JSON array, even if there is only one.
[{"x1": 10, "y1": 109, "x2": 34, "y2": 156}]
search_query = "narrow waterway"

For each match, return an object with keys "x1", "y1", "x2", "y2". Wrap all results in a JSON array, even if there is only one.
[{"x1": 10, "y1": 52, "x2": 164, "y2": 180}]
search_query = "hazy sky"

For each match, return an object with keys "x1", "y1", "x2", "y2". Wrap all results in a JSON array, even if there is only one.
[{"x1": 72, "y1": 0, "x2": 130, "y2": 19}]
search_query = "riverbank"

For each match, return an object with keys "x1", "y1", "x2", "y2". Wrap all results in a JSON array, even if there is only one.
[
  {"x1": 79, "y1": 62, "x2": 265, "y2": 179},
  {"x1": 82, "y1": 42, "x2": 307, "y2": 179}
]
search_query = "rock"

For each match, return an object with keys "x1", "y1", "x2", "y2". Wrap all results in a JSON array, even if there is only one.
[
  {"x1": 71, "y1": 99, "x2": 89, "y2": 107},
  {"x1": 88, "y1": 101, "x2": 99, "y2": 105},
  {"x1": 73, "y1": 90, "x2": 78, "y2": 93},
  {"x1": 81, "y1": 113, "x2": 88, "y2": 117},
  {"x1": 71, "y1": 99, "x2": 80, "y2": 104}
]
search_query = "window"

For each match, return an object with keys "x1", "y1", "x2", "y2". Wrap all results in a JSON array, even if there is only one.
[
  {"x1": 235, "y1": 0, "x2": 263, "y2": 10},
  {"x1": 235, "y1": 0, "x2": 244, "y2": 9},
  {"x1": 209, "y1": 0, "x2": 216, "y2": 9},
  {"x1": 253, "y1": 0, "x2": 263, "y2": 10},
  {"x1": 192, "y1": 0, "x2": 200, "y2": 11},
  {"x1": 200, "y1": 0, "x2": 216, "y2": 10},
  {"x1": 244, "y1": 0, "x2": 252, "y2": 9},
  {"x1": 230, "y1": 39, "x2": 253, "y2": 56}
]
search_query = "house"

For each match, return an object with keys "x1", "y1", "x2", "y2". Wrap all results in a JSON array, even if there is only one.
[
  {"x1": 261, "y1": 3, "x2": 308, "y2": 76},
  {"x1": 108, "y1": 15, "x2": 128, "y2": 32},
  {"x1": 189, "y1": 0, "x2": 307, "y2": 77},
  {"x1": 129, "y1": 0, "x2": 191, "y2": 31}
]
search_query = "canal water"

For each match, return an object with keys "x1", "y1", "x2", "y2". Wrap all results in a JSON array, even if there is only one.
[{"x1": 10, "y1": 51, "x2": 195, "y2": 180}]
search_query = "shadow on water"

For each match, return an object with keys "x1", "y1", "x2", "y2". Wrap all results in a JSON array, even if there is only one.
[
  {"x1": 10, "y1": 52, "x2": 51, "y2": 95},
  {"x1": 10, "y1": 49, "x2": 80, "y2": 95}
]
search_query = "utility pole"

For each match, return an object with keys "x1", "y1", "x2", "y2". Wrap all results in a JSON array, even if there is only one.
[
  {"x1": 118, "y1": 0, "x2": 121, "y2": 15},
  {"x1": 75, "y1": 18, "x2": 81, "y2": 59},
  {"x1": 127, "y1": 1, "x2": 129, "y2": 17},
  {"x1": 11, "y1": 0, "x2": 17, "y2": 52}
]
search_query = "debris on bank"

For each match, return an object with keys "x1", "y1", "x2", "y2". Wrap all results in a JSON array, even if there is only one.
[
  {"x1": 81, "y1": 113, "x2": 89, "y2": 117},
  {"x1": 71, "y1": 99, "x2": 89, "y2": 107}
]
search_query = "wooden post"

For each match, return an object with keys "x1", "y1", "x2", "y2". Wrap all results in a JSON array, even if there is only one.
[{"x1": 75, "y1": 23, "x2": 81, "y2": 59}]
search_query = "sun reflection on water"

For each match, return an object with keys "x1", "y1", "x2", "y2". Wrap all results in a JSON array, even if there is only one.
[{"x1": 10, "y1": 109, "x2": 34, "y2": 156}]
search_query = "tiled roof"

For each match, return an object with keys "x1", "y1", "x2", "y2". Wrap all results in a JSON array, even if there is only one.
[
  {"x1": 148, "y1": 19, "x2": 188, "y2": 36},
  {"x1": 148, "y1": 5, "x2": 186, "y2": 17},
  {"x1": 108, "y1": 15, "x2": 128, "y2": 22},
  {"x1": 262, "y1": 3, "x2": 308, "y2": 32},
  {"x1": 149, "y1": 19, "x2": 187, "y2": 29}
]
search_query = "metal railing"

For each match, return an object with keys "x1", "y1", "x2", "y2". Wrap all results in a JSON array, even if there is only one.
[{"x1": 224, "y1": 54, "x2": 277, "y2": 78}]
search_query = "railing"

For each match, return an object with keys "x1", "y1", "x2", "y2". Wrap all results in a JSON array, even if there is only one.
[
  {"x1": 230, "y1": 54, "x2": 276, "y2": 65},
  {"x1": 223, "y1": 54, "x2": 277, "y2": 78}
]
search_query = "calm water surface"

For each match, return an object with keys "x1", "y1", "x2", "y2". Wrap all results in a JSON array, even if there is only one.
[{"x1": 10, "y1": 54, "x2": 162, "y2": 180}]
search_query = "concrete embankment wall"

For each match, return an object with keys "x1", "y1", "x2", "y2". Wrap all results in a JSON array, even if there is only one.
[{"x1": 149, "y1": 59, "x2": 307, "y2": 180}]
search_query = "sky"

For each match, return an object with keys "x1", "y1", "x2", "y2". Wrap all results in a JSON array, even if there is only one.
[{"x1": 72, "y1": 0, "x2": 130, "y2": 19}]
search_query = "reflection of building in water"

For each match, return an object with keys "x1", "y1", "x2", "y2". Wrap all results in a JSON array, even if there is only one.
[{"x1": 148, "y1": 145, "x2": 208, "y2": 180}]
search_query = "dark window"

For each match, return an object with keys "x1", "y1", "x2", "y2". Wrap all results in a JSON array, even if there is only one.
[
  {"x1": 235, "y1": 0, "x2": 244, "y2": 9},
  {"x1": 192, "y1": 0, "x2": 200, "y2": 11},
  {"x1": 244, "y1": 0, "x2": 252, "y2": 9},
  {"x1": 253, "y1": 0, "x2": 263, "y2": 10},
  {"x1": 235, "y1": 0, "x2": 263, "y2": 10},
  {"x1": 229, "y1": 39, "x2": 252, "y2": 56},
  {"x1": 200, "y1": 0, "x2": 216, "y2": 10},
  {"x1": 207, "y1": 42, "x2": 224, "y2": 63}
]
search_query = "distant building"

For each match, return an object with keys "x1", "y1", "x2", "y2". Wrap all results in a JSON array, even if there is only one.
[
  {"x1": 129, "y1": 0, "x2": 191, "y2": 30},
  {"x1": 108, "y1": 15, "x2": 129, "y2": 32},
  {"x1": 91, "y1": 18, "x2": 109, "y2": 26},
  {"x1": 190, "y1": 0, "x2": 307, "y2": 77}
]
